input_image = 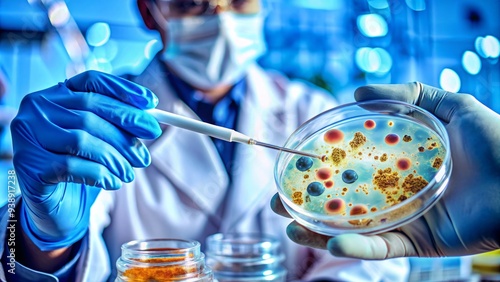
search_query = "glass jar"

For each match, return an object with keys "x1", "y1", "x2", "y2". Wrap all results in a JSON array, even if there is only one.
[
  {"x1": 205, "y1": 233, "x2": 287, "y2": 282},
  {"x1": 116, "y1": 239, "x2": 213, "y2": 282}
]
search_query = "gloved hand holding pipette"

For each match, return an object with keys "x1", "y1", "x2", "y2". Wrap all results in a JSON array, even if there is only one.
[
  {"x1": 10, "y1": 69, "x2": 314, "y2": 254},
  {"x1": 11, "y1": 71, "x2": 161, "y2": 251},
  {"x1": 271, "y1": 82, "x2": 500, "y2": 259},
  {"x1": 7, "y1": 68, "x2": 409, "y2": 280}
]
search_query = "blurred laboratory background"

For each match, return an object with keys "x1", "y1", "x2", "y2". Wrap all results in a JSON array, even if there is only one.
[{"x1": 0, "y1": 0, "x2": 499, "y2": 281}]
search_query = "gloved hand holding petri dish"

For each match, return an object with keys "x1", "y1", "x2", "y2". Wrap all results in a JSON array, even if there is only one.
[{"x1": 274, "y1": 99, "x2": 451, "y2": 236}]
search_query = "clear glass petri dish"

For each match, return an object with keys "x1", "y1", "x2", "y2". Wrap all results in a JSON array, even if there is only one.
[{"x1": 274, "y1": 99, "x2": 452, "y2": 236}]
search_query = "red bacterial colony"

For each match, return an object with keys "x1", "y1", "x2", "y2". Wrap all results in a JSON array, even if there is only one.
[
  {"x1": 349, "y1": 204, "x2": 369, "y2": 216},
  {"x1": 324, "y1": 180, "x2": 334, "y2": 188},
  {"x1": 364, "y1": 119, "x2": 376, "y2": 129},
  {"x1": 385, "y1": 134, "x2": 400, "y2": 145},
  {"x1": 325, "y1": 198, "x2": 345, "y2": 214},
  {"x1": 397, "y1": 158, "x2": 411, "y2": 170},
  {"x1": 324, "y1": 129, "x2": 344, "y2": 144},
  {"x1": 316, "y1": 167, "x2": 333, "y2": 180}
]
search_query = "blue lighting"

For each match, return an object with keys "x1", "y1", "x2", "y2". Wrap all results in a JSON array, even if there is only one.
[
  {"x1": 439, "y1": 68, "x2": 461, "y2": 93},
  {"x1": 373, "y1": 47, "x2": 392, "y2": 74},
  {"x1": 144, "y1": 39, "x2": 161, "y2": 60},
  {"x1": 405, "y1": 0, "x2": 426, "y2": 11},
  {"x1": 93, "y1": 39, "x2": 119, "y2": 62},
  {"x1": 356, "y1": 47, "x2": 378, "y2": 73},
  {"x1": 475, "y1": 35, "x2": 500, "y2": 59},
  {"x1": 86, "y1": 22, "x2": 111, "y2": 47},
  {"x1": 475, "y1": 37, "x2": 485, "y2": 58},
  {"x1": 367, "y1": 0, "x2": 389, "y2": 10},
  {"x1": 86, "y1": 55, "x2": 113, "y2": 74},
  {"x1": 290, "y1": 0, "x2": 343, "y2": 10},
  {"x1": 355, "y1": 47, "x2": 392, "y2": 75},
  {"x1": 462, "y1": 51, "x2": 482, "y2": 75},
  {"x1": 475, "y1": 36, "x2": 499, "y2": 59},
  {"x1": 357, "y1": 14, "x2": 388, "y2": 38},
  {"x1": 484, "y1": 36, "x2": 500, "y2": 58}
]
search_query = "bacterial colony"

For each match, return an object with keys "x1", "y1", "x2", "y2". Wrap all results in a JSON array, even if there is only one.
[{"x1": 280, "y1": 115, "x2": 446, "y2": 225}]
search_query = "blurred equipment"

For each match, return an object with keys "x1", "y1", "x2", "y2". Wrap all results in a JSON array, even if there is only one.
[
  {"x1": 206, "y1": 233, "x2": 287, "y2": 282},
  {"x1": 472, "y1": 250, "x2": 500, "y2": 280},
  {"x1": 408, "y1": 257, "x2": 477, "y2": 282},
  {"x1": 0, "y1": 67, "x2": 15, "y2": 160}
]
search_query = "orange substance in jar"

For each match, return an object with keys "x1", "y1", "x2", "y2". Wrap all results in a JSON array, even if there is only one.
[{"x1": 123, "y1": 250, "x2": 198, "y2": 281}]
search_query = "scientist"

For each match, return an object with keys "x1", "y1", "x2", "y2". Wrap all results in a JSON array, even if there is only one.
[
  {"x1": 271, "y1": 82, "x2": 500, "y2": 260},
  {"x1": 1, "y1": 0, "x2": 409, "y2": 281}
]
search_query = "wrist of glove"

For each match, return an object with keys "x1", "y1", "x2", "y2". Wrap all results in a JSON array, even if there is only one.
[{"x1": 19, "y1": 182, "x2": 99, "y2": 251}]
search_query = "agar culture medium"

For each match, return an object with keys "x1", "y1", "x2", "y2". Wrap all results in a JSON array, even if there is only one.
[{"x1": 280, "y1": 115, "x2": 446, "y2": 227}]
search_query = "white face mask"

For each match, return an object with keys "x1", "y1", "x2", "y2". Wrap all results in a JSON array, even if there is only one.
[{"x1": 161, "y1": 12, "x2": 266, "y2": 90}]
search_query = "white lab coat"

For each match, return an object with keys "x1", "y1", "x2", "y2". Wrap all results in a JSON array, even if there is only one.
[{"x1": 2, "y1": 59, "x2": 410, "y2": 281}]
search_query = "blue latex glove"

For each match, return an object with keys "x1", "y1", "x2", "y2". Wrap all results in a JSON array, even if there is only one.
[
  {"x1": 11, "y1": 71, "x2": 162, "y2": 251},
  {"x1": 271, "y1": 82, "x2": 500, "y2": 259}
]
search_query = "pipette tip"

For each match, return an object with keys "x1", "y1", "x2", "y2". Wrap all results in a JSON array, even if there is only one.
[{"x1": 250, "y1": 139, "x2": 325, "y2": 160}]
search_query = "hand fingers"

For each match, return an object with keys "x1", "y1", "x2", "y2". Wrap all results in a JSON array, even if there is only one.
[
  {"x1": 327, "y1": 232, "x2": 417, "y2": 260},
  {"x1": 42, "y1": 128, "x2": 136, "y2": 183},
  {"x1": 16, "y1": 94, "x2": 152, "y2": 167},
  {"x1": 12, "y1": 116, "x2": 135, "y2": 187},
  {"x1": 49, "y1": 89, "x2": 161, "y2": 140},
  {"x1": 354, "y1": 82, "x2": 421, "y2": 104},
  {"x1": 63, "y1": 156, "x2": 124, "y2": 190},
  {"x1": 270, "y1": 193, "x2": 292, "y2": 218},
  {"x1": 14, "y1": 149, "x2": 123, "y2": 190},
  {"x1": 285, "y1": 220, "x2": 418, "y2": 259},
  {"x1": 354, "y1": 82, "x2": 473, "y2": 124},
  {"x1": 11, "y1": 97, "x2": 152, "y2": 185},
  {"x1": 65, "y1": 70, "x2": 158, "y2": 110},
  {"x1": 56, "y1": 110, "x2": 151, "y2": 168},
  {"x1": 286, "y1": 221, "x2": 330, "y2": 249}
]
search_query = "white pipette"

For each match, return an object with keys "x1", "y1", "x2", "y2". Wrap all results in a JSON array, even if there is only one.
[{"x1": 146, "y1": 108, "x2": 323, "y2": 160}]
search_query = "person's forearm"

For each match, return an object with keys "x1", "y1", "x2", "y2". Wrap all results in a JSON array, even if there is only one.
[{"x1": 15, "y1": 207, "x2": 73, "y2": 273}]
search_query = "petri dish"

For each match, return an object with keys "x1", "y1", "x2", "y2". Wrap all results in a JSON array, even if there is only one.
[{"x1": 274, "y1": 100, "x2": 452, "y2": 236}]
